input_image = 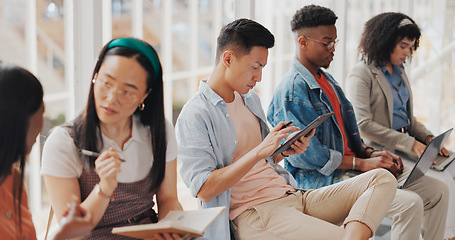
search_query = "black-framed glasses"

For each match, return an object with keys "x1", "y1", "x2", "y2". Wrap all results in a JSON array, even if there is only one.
[{"x1": 304, "y1": 37, "x2": 339, "y2": 51}]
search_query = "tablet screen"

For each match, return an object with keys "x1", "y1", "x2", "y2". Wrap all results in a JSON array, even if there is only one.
[{"x1": 271, "y1": 112, "x2": 334, "y2": 156}]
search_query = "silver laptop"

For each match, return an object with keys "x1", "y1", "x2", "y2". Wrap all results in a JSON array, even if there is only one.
[{"x1": 397, "y1": 128, "x2": 453, "y2": 189}]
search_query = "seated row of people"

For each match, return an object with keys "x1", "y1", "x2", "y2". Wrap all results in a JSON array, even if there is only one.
[
  {"x1": 267, "y1": 6, "x2": 452, "y2": 240},
  {"x1": 1, "y1": 4, "x2": 453, "y2": 240}
]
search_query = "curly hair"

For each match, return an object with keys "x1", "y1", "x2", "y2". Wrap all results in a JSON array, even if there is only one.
[
  {"x1": 359, "y1": 12, "x2": 421, "y2": 66},
  {"x1": 291, "y1": 5, "x2": 338, "y2": 32}
]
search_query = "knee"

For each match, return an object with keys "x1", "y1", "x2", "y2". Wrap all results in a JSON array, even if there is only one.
[
  {"x1": 439, "y1": 178, "x2": 449, "y2": 199},
  {"x1": 429, "y1": 177, "x2": 450, "y2": 207},
  {"x1": 369, "y1": 168, "x2": 398, "y2": 189},
  {"x1": 398, "y1": 192, "x2": 424, "y2": 217}
]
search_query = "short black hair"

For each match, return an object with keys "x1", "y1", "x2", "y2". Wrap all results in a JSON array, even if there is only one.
[
  {"x1": 215, "y1": 18, "x2": 274, "y2": 62},
  {"x1": 359, "y1": 12, "x2": 421, "y2": 66},
  {"x1": 291, "y1": 5, "x2": 338, "y2": 32}
]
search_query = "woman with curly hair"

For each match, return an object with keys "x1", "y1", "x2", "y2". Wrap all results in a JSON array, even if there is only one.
[{"x1": 346, "y1": 12, "x2": 455, "y2": 240}]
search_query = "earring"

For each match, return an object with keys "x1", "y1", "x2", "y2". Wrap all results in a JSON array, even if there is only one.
[
  {"x1": 92, "y1": 73, "x2": 97, "y2": 83},
  {"x1": 138, "y1": 103, "x2": 145, "y2": 111}
]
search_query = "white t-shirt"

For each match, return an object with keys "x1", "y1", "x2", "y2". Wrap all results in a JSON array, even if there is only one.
[{"x1": 41, "y1": 115, "x2": 178, "y2": 183}]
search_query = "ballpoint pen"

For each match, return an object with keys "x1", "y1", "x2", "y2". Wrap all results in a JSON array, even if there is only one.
[{"x1": 80, "y1": 149, "x2": 126, "y2": 162}]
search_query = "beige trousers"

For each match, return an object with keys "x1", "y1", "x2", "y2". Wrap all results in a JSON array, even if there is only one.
[
  {"x1": 389, "y1": 173, "x2": 449, "y2": 240},
  {"x1": 232, "y1": 169, "x2": 397, "y2": 240}
]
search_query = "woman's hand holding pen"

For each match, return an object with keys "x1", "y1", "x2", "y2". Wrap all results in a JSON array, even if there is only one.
[{"x1": 95, "y1": 147, "x2": 122, "y2": 197}]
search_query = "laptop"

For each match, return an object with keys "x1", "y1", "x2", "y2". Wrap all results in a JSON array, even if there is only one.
[{"x1": 397, "y1": 128, "x2": 453, "y2": 189}]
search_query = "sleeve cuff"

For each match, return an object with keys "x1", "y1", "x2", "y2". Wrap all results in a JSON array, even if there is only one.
[
  {"x1": 394, "y1": 135, "x2": 416, "y2": 153},
  {"x1": 187, "y1": 170, "x2": 212, "y2": 198},
  {"x1": 318, "y1": 149, "x2": 342, "y2": 176}
]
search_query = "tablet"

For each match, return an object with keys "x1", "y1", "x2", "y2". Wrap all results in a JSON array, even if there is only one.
[{"x1": 272, "y1": 112, "x2": 334, "y2": 156}]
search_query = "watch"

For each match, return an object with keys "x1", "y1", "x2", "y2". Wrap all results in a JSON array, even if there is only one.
[{"x1": 94, "y1": 183, "x2": 113, "y2": 200}]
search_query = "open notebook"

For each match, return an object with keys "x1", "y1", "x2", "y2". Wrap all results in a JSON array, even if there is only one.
[{"x1": 112, "y1": 207, "x2": 225, "y2": 240}]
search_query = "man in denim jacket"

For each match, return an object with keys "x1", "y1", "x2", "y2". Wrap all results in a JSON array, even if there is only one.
[
  {"x1": 176, "y1": 18, "x2": 398, "y2": 240},
  {"x1": 267, "y1": 5, "x2": 449, "y2": 240}
]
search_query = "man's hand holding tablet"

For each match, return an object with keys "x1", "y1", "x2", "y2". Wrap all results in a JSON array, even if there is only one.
[{"x1": 272, "y1": 112, "x2": 334, "y2": 156}]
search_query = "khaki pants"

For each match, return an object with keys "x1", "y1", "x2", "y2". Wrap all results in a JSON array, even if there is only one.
[
  {"x1": 389, "y1": 173, "x2": 449, "y2": 240},
  {"x1": 232, "y1": 169, "x2": 397, "y2": 240},
  {"x1": 427, "y1": 165, "x2": 454, "y2": 239}
]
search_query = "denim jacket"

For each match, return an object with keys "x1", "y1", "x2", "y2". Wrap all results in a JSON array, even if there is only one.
[
  {"x1": 176, "y1": 80, "x2": 297, "y2": 240},
  {"x1": 267, "y1": 58, "x2": 364, "y2": 190}
]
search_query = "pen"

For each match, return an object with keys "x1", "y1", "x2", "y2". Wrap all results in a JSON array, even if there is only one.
[
  {"x1": 80, "y1": 149, "x2": 126, "y2": 162},
  {"x1": 280, "y1": 120, "x2": 293, "y2": 130}
]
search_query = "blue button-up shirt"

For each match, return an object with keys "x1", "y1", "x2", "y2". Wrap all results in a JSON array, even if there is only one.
[
  {"x1": 176, "y1": 80, "x2": 297, "y2": 240},
  {"x1": 381, "y1": 65, "x2": 410, "y2": 130}
]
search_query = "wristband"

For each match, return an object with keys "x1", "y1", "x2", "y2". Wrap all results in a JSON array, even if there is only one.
[{"x1": 352, "y1": 157, "x2": 356, "y2": 170}]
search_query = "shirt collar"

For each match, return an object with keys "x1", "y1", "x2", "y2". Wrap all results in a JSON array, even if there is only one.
[
  {"x1": 292, "y1": 58, "x2": 328, "y2": 89},
  {"x1": 199, "y1": 79, "x2": 253, "y2": 106},
  {"x1": 130, "y1": 114, "x2": 149, "y2": 143},
  {"x1": 381, "y1": 65, "x2": 402, "y2": 76},
  {"x1": 199, "y1": 80, "x2": 224, "y2": 105},
  {"x1": 99, "y1": 114, "x2": 148, "y2": 151}
]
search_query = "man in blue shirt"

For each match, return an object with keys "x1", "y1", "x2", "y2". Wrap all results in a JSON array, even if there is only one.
[
  {"x1": 176, "y1": 18, "x2": 397, "y2": 240},
  {"x1": 267, "y1": 5, "x2": 449, "y2": 240}
]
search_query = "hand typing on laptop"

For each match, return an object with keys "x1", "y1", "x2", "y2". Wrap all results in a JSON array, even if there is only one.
[
  {"x1": 440, "y1": 147, "x2": 450, "y2": 157},
  {"x1": 423, "y1": 135, "x2": 450, "y2": 158},
  {"x1": 357, "y1": 151, "x2": 404, "y2": 178},
  {"x1": 421, "y1": 134, "x2": 453, "y2": 170}
]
